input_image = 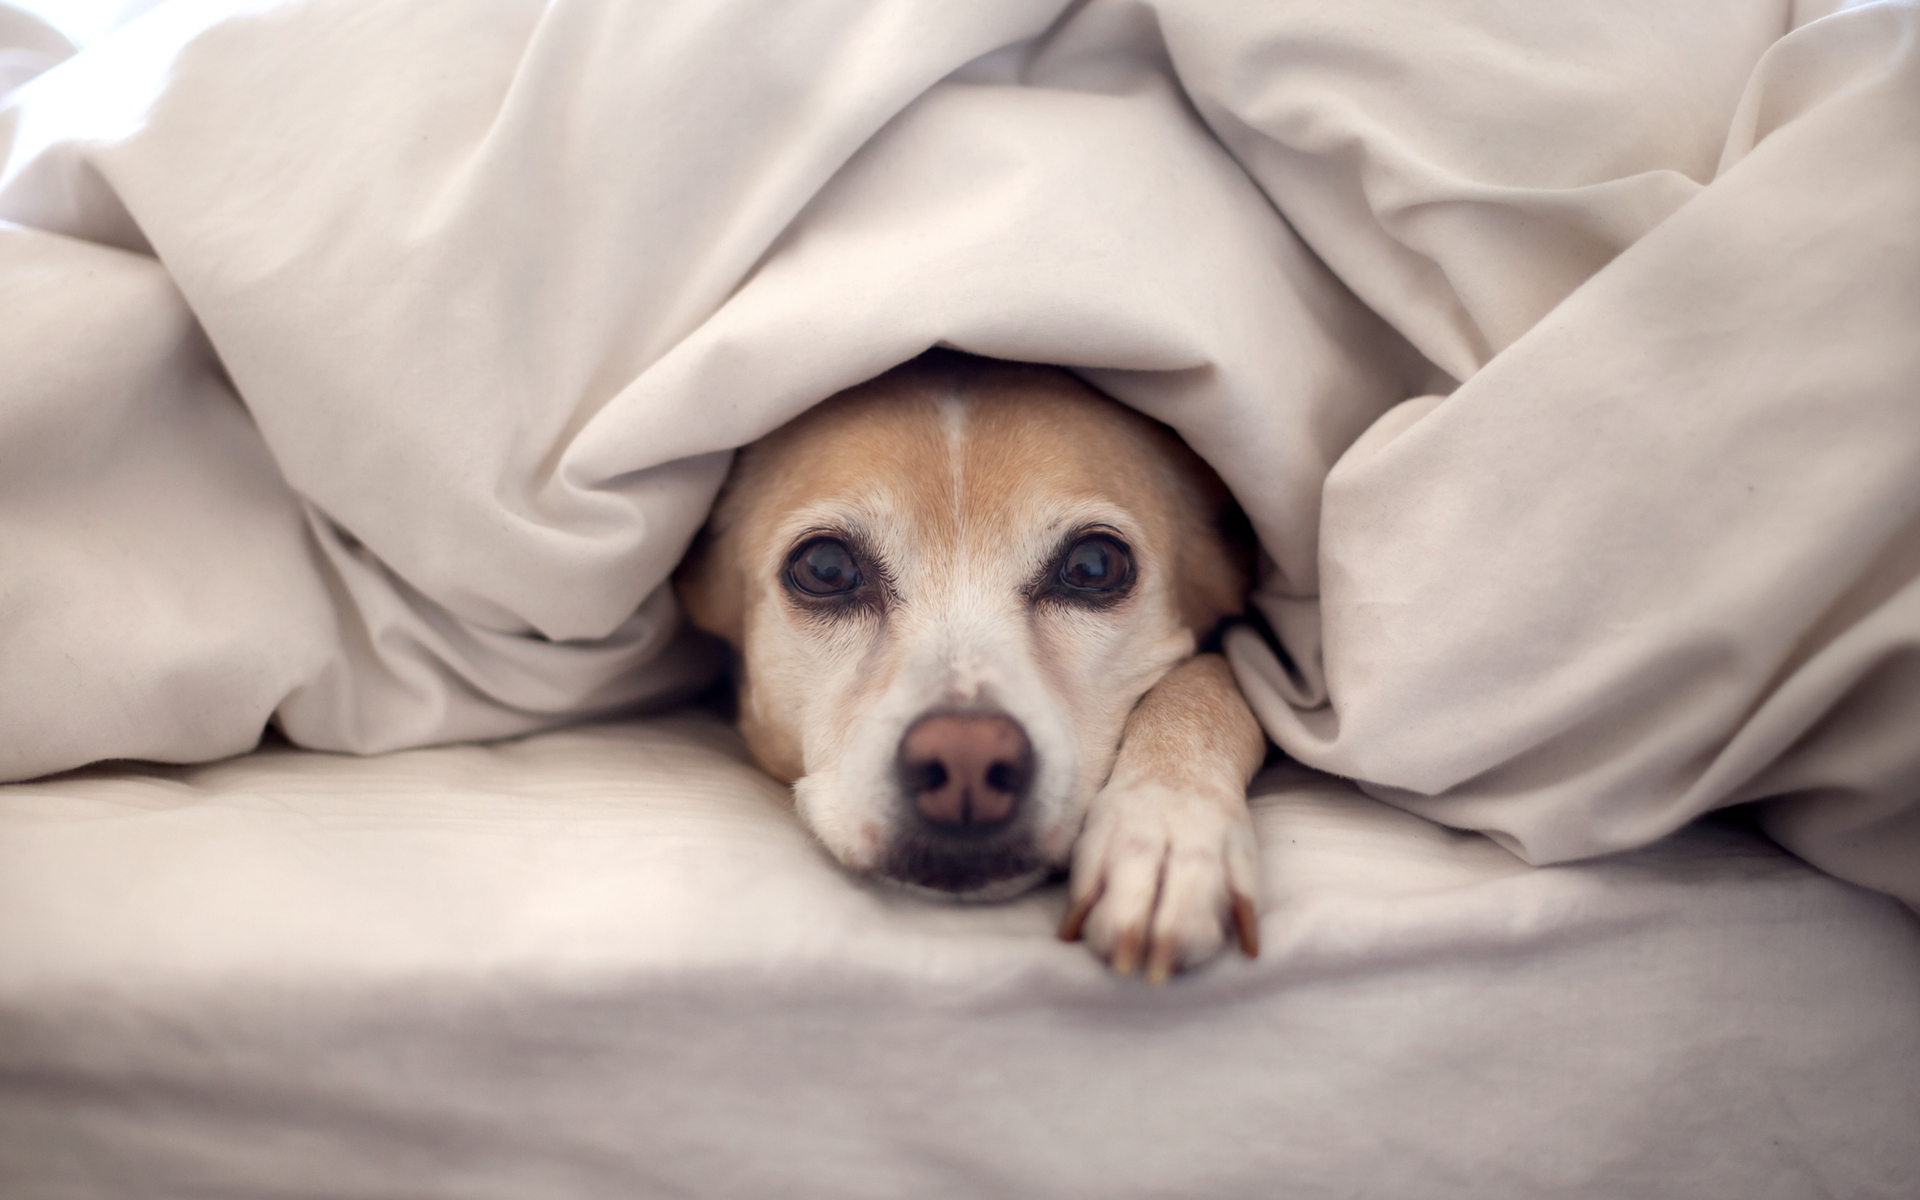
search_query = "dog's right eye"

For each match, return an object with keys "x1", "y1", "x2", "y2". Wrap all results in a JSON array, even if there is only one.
[{"x1": 787, "y1": 538, "x2": 863, "y2": 597}]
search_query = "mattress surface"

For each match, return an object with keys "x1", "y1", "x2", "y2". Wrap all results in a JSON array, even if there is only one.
[{"x1": 2, "y1": 713, "x2": 1916, "y2": 1199}]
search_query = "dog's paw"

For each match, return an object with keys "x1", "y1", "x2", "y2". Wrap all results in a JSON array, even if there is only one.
[{"x1": 1058, "y1": 781, "x2": 1260, "y2": 983}]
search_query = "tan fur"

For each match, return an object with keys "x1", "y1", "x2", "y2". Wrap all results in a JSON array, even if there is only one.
[
  {"x1": 1106, "y1": 654, "x2": 1267, "y2": 797},
  {"x1": 675, "y1": 352, "x2": 1267, "y2": 978}
]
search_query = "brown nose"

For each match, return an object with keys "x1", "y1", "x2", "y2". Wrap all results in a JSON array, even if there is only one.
[{"x1": 897, "y1": 713, "x2": 1034, "y2": 831}]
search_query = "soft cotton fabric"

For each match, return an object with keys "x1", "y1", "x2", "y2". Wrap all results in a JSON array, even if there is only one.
[
  {"x1": 2, "y1": 715, "x2": 1915, "y2": 1198},
  {"x1": 2, "y1": 0, "x2": 1916, "y2": 901}
]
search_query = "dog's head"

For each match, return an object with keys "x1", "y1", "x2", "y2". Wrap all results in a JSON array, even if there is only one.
[{"x1": 675, "y1": 353, "x2": 1249, "y2": 896}]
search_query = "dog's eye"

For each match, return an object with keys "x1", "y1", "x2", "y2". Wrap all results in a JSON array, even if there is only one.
[
  {"x1": 788, "y1": 538, "x2": 862, "y2": 596},
  {"x1": 1059, "y1": 535, "x2": 1130, "y2": 593}
]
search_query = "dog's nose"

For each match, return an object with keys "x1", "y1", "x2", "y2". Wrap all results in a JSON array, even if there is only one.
[{"x1": 898, "y1": 712, "x2": 1034, "y2": 831}]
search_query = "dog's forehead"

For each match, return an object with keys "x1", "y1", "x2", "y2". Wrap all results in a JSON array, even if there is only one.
[{"x1": 745, "y1": 367, "x2": 1182, "y2": 564}]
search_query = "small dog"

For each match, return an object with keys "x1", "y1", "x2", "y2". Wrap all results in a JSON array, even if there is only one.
[{"x1": 675, "y1": 352, "x2": 1266, "y2": 980}]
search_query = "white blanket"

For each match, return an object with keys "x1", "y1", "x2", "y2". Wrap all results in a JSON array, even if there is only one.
[
  {"x1": 2, "y1": 0, "x2": 1917, "y2": 901},
  {"x1": 4, "y1": 715, "x2": 1916, "y2": 1197}
]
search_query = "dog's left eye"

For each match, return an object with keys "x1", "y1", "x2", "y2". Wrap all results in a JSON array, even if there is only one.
[
  {"x1": 1058, "y1": 535, "x2": 1131, "y2": 593},
  {"x1": 788, "y1": 538, "x2": 863, "y2": 596}
]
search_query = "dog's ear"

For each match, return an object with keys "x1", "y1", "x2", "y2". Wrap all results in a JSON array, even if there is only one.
[
  {"x1": 673, "y1": 523, "x2": 745, "y2": 648},
  {"x1": 1153, "y1": 435, "x2": 1256, "y2": 638},
  {"x1": 1177, "y1": 506, "x2": 1254, "y2": 638}
]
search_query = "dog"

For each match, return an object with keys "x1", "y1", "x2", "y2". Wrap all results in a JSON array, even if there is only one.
[{"x1": 674, "y1": 351, "x2": 1267, "y2": 981}]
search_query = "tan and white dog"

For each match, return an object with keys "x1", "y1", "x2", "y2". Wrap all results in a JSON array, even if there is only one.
[{"x1": 675, "y1": 352, "x2": 1268, "y2": 981}]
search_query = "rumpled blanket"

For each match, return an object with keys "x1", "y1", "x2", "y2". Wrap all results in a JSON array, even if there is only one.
[{"x1": 2, "y1": 0, "x2": 1915, "y2": 904}]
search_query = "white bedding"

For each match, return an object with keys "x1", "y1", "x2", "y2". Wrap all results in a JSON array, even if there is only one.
[
  {"x1": 3, "y1": 714, "x2": 1916, "y2": 1198},
  {"x1": 5, "y1": 4, "x2": 1920, "y2": 1193}
]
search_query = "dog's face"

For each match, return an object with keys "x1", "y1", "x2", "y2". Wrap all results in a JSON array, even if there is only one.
[{"x1": 676, "y1": 355, "x2": 1247, "y2": 897}]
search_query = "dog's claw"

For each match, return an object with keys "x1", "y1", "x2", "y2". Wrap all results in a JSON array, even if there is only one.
[
  {"x1": 1231, "y1": 891, "x2": 1260, "y2": 958},
  {"x1": 1144, "y1": 935, "x2": 1179, "y2": 985},
  {"x1": 1110, "y1": 927, "x2": 1144, "y2": 976},
  {"x1": 1058, "y1": 882, "x2": 1102, "y2": 943}
]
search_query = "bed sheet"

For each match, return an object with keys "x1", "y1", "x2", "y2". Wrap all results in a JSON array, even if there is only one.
[{"x1": 3, "y1": 714, "x2": 1916, "y2": 1199}]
